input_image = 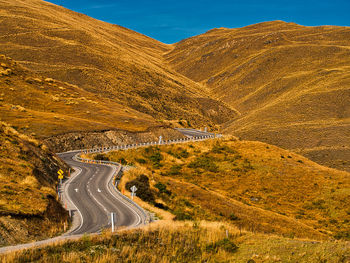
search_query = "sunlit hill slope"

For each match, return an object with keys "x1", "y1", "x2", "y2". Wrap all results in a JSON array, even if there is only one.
[
  {"x1": 165, "y1": 21, "x2": 350, "y2": 171},
  {"x1": 0, "y1": 0, "x2": 236, "y2": 132},
  {"x1": 0, "y1": 122, "x2": 68, "y2": 246}
]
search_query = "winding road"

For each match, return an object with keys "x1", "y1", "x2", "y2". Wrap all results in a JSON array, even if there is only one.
[
  {"x1": 0, "y1": 128, "x2": 216, "y2": 253},
  {"x1": 59, "y1": 151, "x2": 145, "y2": 235}
]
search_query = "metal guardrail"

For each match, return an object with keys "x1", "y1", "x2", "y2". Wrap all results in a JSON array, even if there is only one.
[{"x1": 78, "y1": 134, "x2": 219, "y2": 155}]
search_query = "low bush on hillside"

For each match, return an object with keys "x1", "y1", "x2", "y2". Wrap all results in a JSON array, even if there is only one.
[
  {"x1": 188, "y1": 155, "x2": 219, "y2": 172},
  {"x1": 93, "y1": 153, "x2": 109, "y2": 161},
  {"x1": 125, "y1": 174, "x2": 155, "y2": 203}
]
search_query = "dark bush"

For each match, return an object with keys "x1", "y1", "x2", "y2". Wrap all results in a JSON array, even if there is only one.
[
  {"x1": 167, "y1": 165, "x2": 182, "y2": 176},
  {"x1": 143, "y1": 147, "x2": 163, "y2": 168},
  {"x1": 229, "y1": 213, "x2": 239, "y2": 221},
  {"x1": 174, "y1": 209, "x2": 193, "y2": 220},
  {"x1": 118, "y1": 157, "x2": 128, "y2": 165},
  {"x1": 168, "y1": 148, "x2": 190, "y2": 159},
  {"x1": 154, "y1": 182, "x2": 172, "y2": 195},
  {"x1": 212, "y1": 143, "x2": 236, "y2": 154},
  {"x1": 334, "y1": 230, "x2": 350, "y2": 240},
  {"x1": 136, "y1": 158, "x2": 146, "y2": 164},
  {"x1": 94, "y1": 154, "x2": 109, "y2": 161},
  {"x1": 125, "y1": 174, "x2": 155, "y2": 203},
  {"x1": 154, "y1": 202, "x2": 169, "y2": 210},
  {"x1": 188, "y1": 156, "x2": 218, "y2": 172}
]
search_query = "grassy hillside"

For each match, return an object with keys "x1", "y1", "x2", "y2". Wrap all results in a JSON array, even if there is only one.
[
  {"x1": 0, "y1": 54, "x2": 157, "y2": 138},
  {"x1": 0, "y1": 0, "x2": 236, "y2": 129},
  {"x1": 88, "y1": 138, "x2": 350, "y2": 240},
  {"x1": 0, "y1": 122, "x2": 69, "y2": 246},
  {"x1": 1, "y1": 222, "x2": 348, "y2": 262},
  {"x1": 165, "y1": 21, "x2": 350, "y2": 171}
]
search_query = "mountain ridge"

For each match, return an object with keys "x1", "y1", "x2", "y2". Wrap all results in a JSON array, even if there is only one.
[{"x1": 165, "y1": 20, "x2": 350, "y2": 171}]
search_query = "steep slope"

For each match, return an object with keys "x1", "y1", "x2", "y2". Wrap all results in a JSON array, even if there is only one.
[
  {"x1": 0, "y1": 122, "x2": 68, "y2": 246},
  {"x1": 0, "y1": 54, "x2": 158, "y2": 138},
  {"x1": 0, "y1": 0, "x2": 236, "y2": 128},
  {"x1": 165, "y1": 21, "x2": 350, "y2": 171}
]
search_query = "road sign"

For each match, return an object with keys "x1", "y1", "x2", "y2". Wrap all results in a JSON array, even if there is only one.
[
  {"x1": 57, "y1": 169, "x2": 64, "y2": 183},
  {"x1": 130, "y1": 185, "x2": 137, "y2": 193}
]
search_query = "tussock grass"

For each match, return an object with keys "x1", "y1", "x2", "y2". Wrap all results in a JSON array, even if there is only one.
[
  {"x1": 0, "y1": 122, "x2": 69, "y2": 246},
  {"x1": 165, "y1": 21, "x2": 350, "y2": 172},
  {"x1": 1, "y1": 221, "x2": 348, "y2": 262},
  {"x1": 92, "y1": 138, "x2": 350, "y2": 240},
  {"x1": 0, "y1": 0, "x2": 236, "y2": 135}
]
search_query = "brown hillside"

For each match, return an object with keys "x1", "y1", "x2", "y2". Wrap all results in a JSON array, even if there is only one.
[
  {"x1": 0, "y1": 54, "x2": 155, "y2": 137},
  {"x1": 0, "y1": 122, "x2": 69, "y2": 246},
  {"x1": 165, "y1": 21, "x2": 350, "y2": 171},
  {"x1": 0, "y1": 0, "x2": 236, "y2": 129},
  {"x1": 90, "y1": 138, "x2": 350, "y2": 240}
]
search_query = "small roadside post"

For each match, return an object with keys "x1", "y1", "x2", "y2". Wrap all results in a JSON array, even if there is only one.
[
  {"x1": 111, "y1": 212, "x2": 115, "y2": 232},
  {"x1": 130, "y1": 185, "x2": 137, "y2": 200}
]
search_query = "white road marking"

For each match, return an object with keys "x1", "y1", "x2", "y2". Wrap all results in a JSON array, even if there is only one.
[{"x1": 64, "y1": 166, "x2": 84, "y2": 235}]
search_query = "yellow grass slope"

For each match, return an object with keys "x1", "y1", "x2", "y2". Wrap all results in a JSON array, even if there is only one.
[
  {"x1": 0, "y1": 0, "x2": 236, "y2": 128},
  {"x1": 91, "y1": 138, "x2": 350, "y2": 240},
  {"x1": 1, "y1": 222, "x2": 349, "y2": 262},
  {"x1": 0, "y1": 54, "x2": 157, "y2": 137},
  {"x1": 0, "y1": 122, "x2": 69, "y2": 246},
  {"x1": 165, "y1": 21, "x2": 350, "y2": 171}
]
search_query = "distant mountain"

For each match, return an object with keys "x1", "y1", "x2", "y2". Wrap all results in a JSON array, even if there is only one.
[
  {"x1": 166, "y1": 21, "x2": 350, "y2": 171},
  {"x1": 0, "y1": 0, "x2": 236, "y2": 135},
  {"x1": 1, "y1": 1, "x2": 349, "y2": 172}
]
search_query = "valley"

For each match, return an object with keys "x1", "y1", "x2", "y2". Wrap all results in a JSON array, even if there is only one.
[{"x1": 0, "y1": 0, "x2": 349, "y2": 261}]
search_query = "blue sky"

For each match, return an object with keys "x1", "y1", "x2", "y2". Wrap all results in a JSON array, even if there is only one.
[{"x1": 47, "y1": 0, "x2": 350, "y2": 43}]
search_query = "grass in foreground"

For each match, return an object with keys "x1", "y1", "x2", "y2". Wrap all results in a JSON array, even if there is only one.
[{"x1": 1, "y1": 221, "x2": 348, "y2": 263}]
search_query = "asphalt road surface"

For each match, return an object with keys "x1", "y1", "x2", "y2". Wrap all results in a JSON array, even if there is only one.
[
  {"x1": 175, "y1": 128, "x2": 216, "y2": 138},
  {"x1": 58, "y1": 151, "x2": 144, "y2": 235}
]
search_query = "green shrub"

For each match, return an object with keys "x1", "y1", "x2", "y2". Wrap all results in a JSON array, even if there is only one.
[
  {"x1": 174, "y1": 209, "x2": 193, "y2": 220},
  {"x1": 211, "y1": 143, "x2": 236, "y2": 154},
  {"x1": 167, "y1": 165, "x2": 182, "y2": 176},
  {"x1": 154, "y1": 182, "x2": 171, "y2": 195},
  {"x1": 94, "y1": 154, "x2": 109, "y2": 161},
  {"x1": 125, "y1": 175, "x2": 155, "y2": 203},
  {"x1": 168, "y1": 148, "x2": 190, "y2": 159},
  {"x1": 135, "y1": 158, "x2": 146, "y2": 164},
  {"x1": 334, "y1": 230, "x2": 350, "y2": 240},
  {"x1": 188, "y1": 156, "x2": 218, "y2": 172},
  {"x1": 118, "y1": 157, "x2": 128, "y2": 165},
  {"x1": 143, "y1": 147, "x2": 163, "y2": 168}
]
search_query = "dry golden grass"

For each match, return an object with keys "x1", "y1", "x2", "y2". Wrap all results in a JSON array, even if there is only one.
[
  {"x1": 0, "y1": 54, "x2": 156, "y2": 138},
  {"x1": 0, "y1": 0, "x2": 235, "y2": 132},
  {"x1": 0, "y1": 122, "x2": 69, "y2": 246},
  {"x1": 165, "y1": 21, "x2": 350, "y2": 171},
  {"x1": 1, "y1": 221, "x2": 348, "y2": 263},
  {"x1": 92, "y1": 138, "x2": 350, "y2": 240}
]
